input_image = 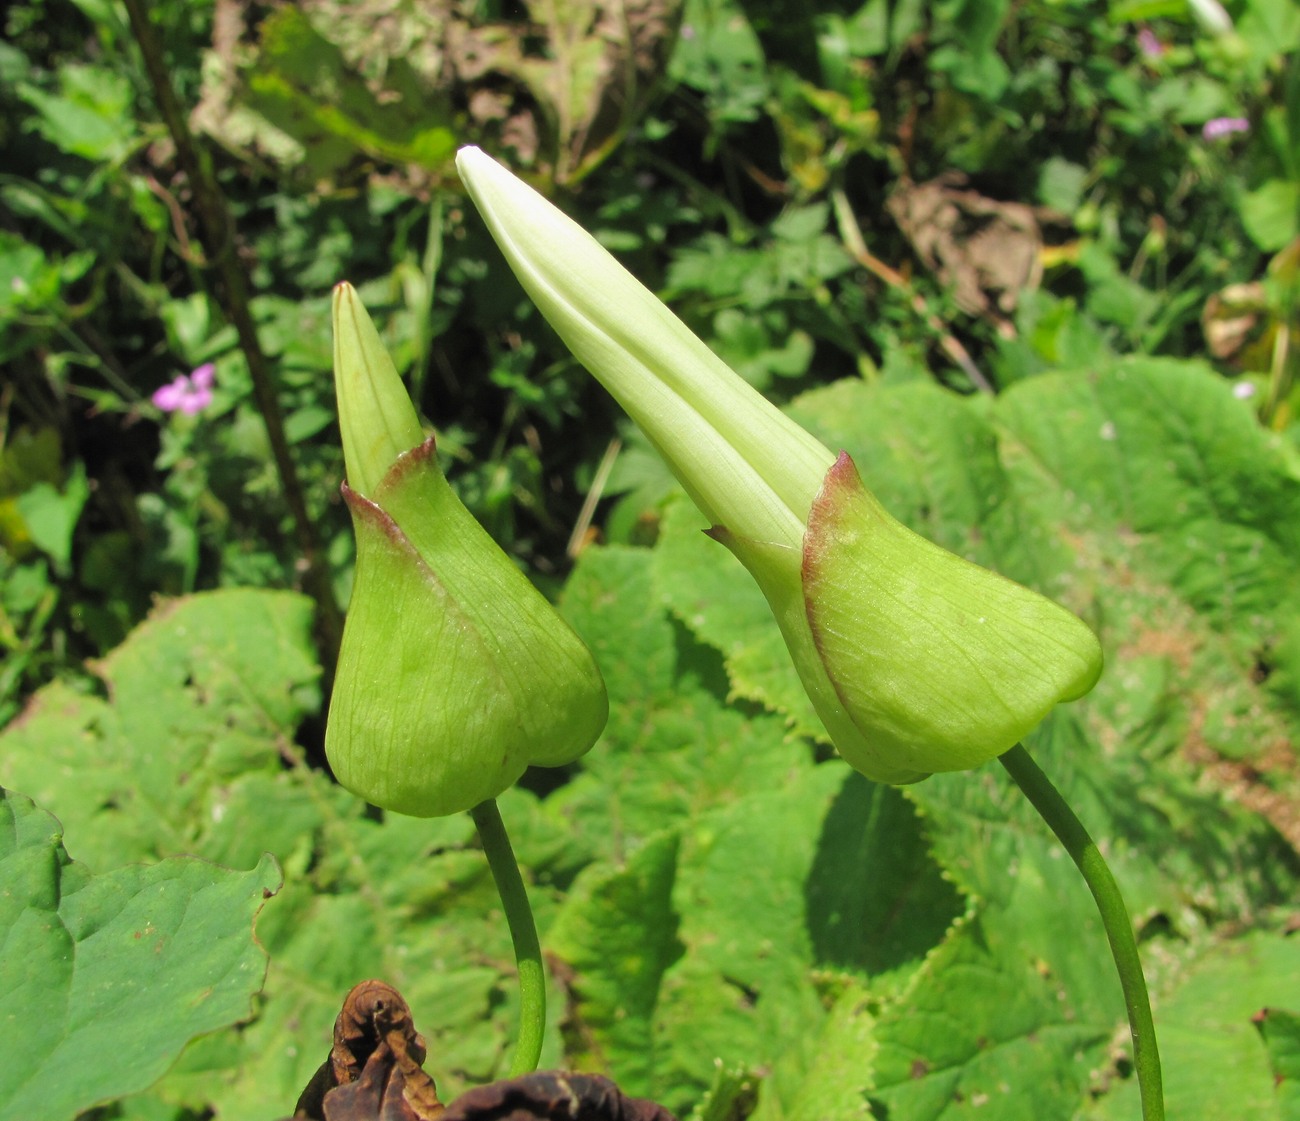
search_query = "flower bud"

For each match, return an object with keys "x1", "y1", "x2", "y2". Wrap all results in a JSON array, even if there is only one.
[
  {"x1": 456, "y1": 147, "x2": 1102, "y2": 784},
  {"x1": 327, "y1": 282, "x2": 608, "y2": 816}
]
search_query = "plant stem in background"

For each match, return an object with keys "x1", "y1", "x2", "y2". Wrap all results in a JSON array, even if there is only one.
[
  {"x1": 830, "y1": 187, "x2": 995, "y2": 395},
  {"x1": 999, "y1": 743, "x2": 1164, "y2": 1121},
  {"x1": 120, "y1": 0, "x2": 343, "y2": 676},
  {"x1": 407, "y1": 193, "x2": 445, "y2": 411},
  {"x1": 468, "y1": 798, "x2": 546, "y2": 1076}
]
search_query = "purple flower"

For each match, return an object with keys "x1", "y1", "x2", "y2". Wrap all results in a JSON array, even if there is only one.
[
  {"x1": 1137, "y1": 27, "x2": 1165, "y2": 59},
  {"x1": 153, "y1": 363, "x2": 215, "y2": 415},
  {"x1": 1202, "y1": 116, "x2": 1250, "y2": 140}
]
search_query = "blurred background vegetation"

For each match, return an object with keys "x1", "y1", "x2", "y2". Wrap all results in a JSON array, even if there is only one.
[{"x1": 2, "y1": 0, "x2": 1298, "y2": 726}]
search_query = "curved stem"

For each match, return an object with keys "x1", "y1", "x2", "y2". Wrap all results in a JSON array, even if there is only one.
[
  {"x1": 469, "y1": 798, "x2": 546, "y2": 1076},
  {"x1": 999, "y1": 744, "x2": 1164, "y2": 1121}
]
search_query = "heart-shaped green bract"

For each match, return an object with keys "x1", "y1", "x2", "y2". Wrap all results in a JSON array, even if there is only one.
[{"x1": 801, "y1": 452, "x2": 1103, "y2": 782}]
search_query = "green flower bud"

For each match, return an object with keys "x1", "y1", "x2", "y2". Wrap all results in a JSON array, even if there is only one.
[
  {"x1": 327, "y1": 282, "x2": 608, "y2": 816},
  {"x1": 456, "y1": 147, "x2": 1102, "y2": 784}
]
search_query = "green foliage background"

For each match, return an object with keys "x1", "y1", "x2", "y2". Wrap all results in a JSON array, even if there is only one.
[
  {"x1": 5, "y1": 366, "x2": 1300, "y2": 1119},
  {"x1": 2, "y1": 0, "x2": 1300, "y2": 1118}
]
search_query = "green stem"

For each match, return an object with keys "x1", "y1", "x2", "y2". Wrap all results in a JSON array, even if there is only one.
[
  {"x1": 121, "y1": 0, "x2": 343, "y2": 677},
  {"x1": 469, "y1": 798, "x2": 546, "y2": 1076},
  {"x1": 999, "y1": 744, "x2": 1164, "y2": 1121}
]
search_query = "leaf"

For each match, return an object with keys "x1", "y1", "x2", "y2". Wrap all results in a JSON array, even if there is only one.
[
  {"x1": 1083, "y1": 922, "x2": 1300, "y2": 1121},
  {"x1": 193, "y1": 0, "x2": 674, "y2": 189},
  {"x1": 555, "y1": 545, "x2": 818, "y2": 853},
  {"x1": 556, "y1": 547, "x2": 964, "y2": 1114},
  {"x1": 868, "y1": 733, "x2": 1126, "y2": 1119},
  {"x1": 548, "y1": 831, "x2": 684, "y2": 1094},
  {"x1": 804, "y1": 774, "x2": 964, "y2": 993},
  {"x1": 749, "y1": 983, "x2": 876, "y2": 1121},
  {"x1": 1238, "y1": 179, "x2": 1300, "y2": 253},
  {"x1": 651, "y1": 764, "x2": 847, "y2": 1111},
  {"x1": 0, "y1": 590, "x2": 524, "y2": 1117},
  {"x1": 868, "y1": 907, "x2": 1111, "y2": 1121},
  {"x1": 170, "y1": 805, "x2": 518, "y2": 1119},
  {"x1": 1256, "y1": 1006, "x2": 1300, "y2": 1120},
  {"x1": 653, "y1": 364, "x2": 1300, "y2": 1116},
  {"x1": 14, "y1": 462, "x2": 89, "y2": 576},
  {"x1": 669, "y1": 0, "x2": 769, "y2": 124},
  {"x1": 16, "y1": 63, "x2": 136, "y2": 161},
  {"x1": 0, "y1": 588, "x2": 322, "y2": 871},
  {"x1": 0, "y1": 789, "x2": 279, "y2": 1121},
  {"x1": 994, "y1": 357, "x2": 1300, "y2": 634}
]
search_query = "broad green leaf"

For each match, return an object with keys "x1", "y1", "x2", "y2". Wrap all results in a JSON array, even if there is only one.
[
  {"x1": 0, "y1": 234, "x2": 62, "y2": 317},
  {"x1": 750, "y1": 982, "x2": 876, "y2": 1121},
  {"x1": 651, "y1": 763, "x2": 961, "y2": 1117},
  {"x1": 155, "y1": 796, "x2": 533, "y2": 1119},
  {"x1": 0, "y1": 789, "x2": 279, "y2": 1121},
  {"x1": 282, "y1": 404, "x2": 335, "y2": 444},
  {"x1": 669, "y1": 0, "x2": 769, "y2": 123},
  {"x1": 994, "y1": 358, "x2": 1300, "y2": 637},
  {"x1": 1084, "y1": 922, "x2": 1300, "y2": 1121},
  {"x1": 0, "y1": 589, "x2": 322, "y2": 871},
  {"x1": 14, "y1": 463, "x2": 89, "y2": 576},
  {"x1": 16, "y1": 64, "x2": 136, "y2": 161},
  {"x1": 869, "y1": 908, "x2": 1110, "y2": 1121},
  {"x1": 804, "y1": 774, "x2": 964, "y2": 994},
  {"x1": 1238, "y1": 179, "x2": 1300, "y2": 252},
  {"x1": 0, "y1": 591, "x2": 534, "y2": 1118},
  {"x1": 652, "y1": 764, "x2": 847, "y2": 1112},
  {"x1": 1038, "y1": 157, "x2": 1089, "y2": 213},
  {"x1": 653, "y1": 363, "x2": 1300, "y2": 1116},
  {"x1": 227, "y1": 6, "x2": 455, "y2": 178},
  {"x1": 548, "y1": 830, "x2": 684, "y2": 1093},
  {"x1": 869, "y1": 730, "x2": 1123, "y2": 1119},
  {"x1": 556, "y1": 546, "x2": 964, "y2": 1114},
  {"x1": 555, "y1": 545, "x2": 818, "y2": 852},
  {"x1": 1256, "y1": 1006, "x2": 1300, "y2": 1120}
]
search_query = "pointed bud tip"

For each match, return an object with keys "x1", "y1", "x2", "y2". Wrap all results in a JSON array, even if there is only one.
[
  {"x1": 456, "y1": 147, "x2": 499, "y2": 196},
  {"x1": 455, "y1": 145, "x2": 487, "y2": 172},
  {"x1": 332, "y1": 280, "x2": 360, "y2": 321},
  {"x1": 331, "y1": 282, "x2": 425, "y2": 499}
]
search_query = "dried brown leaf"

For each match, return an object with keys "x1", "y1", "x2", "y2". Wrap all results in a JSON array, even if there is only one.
[
  {"x1": 288, "y1": 982, "x2": 677, "y2": 1121},
  {"x1": 887, "y1": 173, "x2": 1046, "y2": 326},
  {"x1": 292, "y1": 980, "x2": 443, "y2": 1121},
  {"x1": 443, "y1": 1071, "x2": 676, "y2": 1121},
  {"x1": 193, "y1": 0, "x2": 680, "y2": 189}
]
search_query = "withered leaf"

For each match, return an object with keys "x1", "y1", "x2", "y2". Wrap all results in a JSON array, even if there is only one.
[
  {"x1": 887, "y1": 172, "x2": 1049, "y2": 325},
  {"x1": 288, "y1": 981, "x2": 677, "y2": 1121},
  {"x1": 443, "y1": 1072, "x2": 676, "y2": 1121},
  {"x1": 193, "y1": 0, "x2": 681, "y2": 190},
  {"x1": 291, "y1": 980, "x2": 443, "y2": 1121}
]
